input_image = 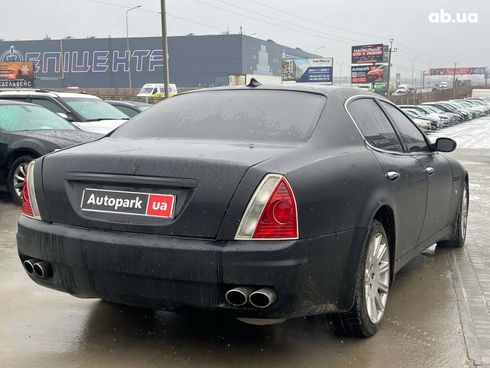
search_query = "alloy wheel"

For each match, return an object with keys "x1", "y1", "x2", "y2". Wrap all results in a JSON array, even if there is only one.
[
  {"x1": 12, "y1": 162, "x2": 29, "y2": 198},
  {"x1": 364, "y1": 231, "x2": 390, "y2": 324},
  {"x1": 460, "y1": 186, "x2": 468, "y2": 240}
]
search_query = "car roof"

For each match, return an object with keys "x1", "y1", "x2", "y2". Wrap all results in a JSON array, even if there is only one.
[
  {"x1": 0, "y1": 89, "x2": 100, "y2": 99},
  {"x1": 184, "y1": 84, "x2": 379, "y2": 99},
  {"x1": 0, "y1": 99, "x2": 37, "y2": 106}
]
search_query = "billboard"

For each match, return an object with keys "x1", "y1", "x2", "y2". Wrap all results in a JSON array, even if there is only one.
[
  {"x1": 429, "y1": 67, "x2": 487, "y2": 76},
  {"x1": 0, "y1": 36, "x2": 317, "y2": 88},
  {"x1": 282, "y1": 58, "x2": 333, "y2": 83},
  {"x1": 0, "y1": 61, "x2": 35, "y2": 88},
  {"x1": 351, "y1": 64, "x2": 388, "y2": 84},
  {"x1": 351, "y1": 44, "x2": 384, "y2": 64}
]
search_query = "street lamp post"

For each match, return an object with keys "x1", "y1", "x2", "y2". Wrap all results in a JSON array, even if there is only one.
[
  {"x1": 125, "y1": 5, "x2": 141, "y2": 90},
  {"x1": 160, "y1": 0, "x2": 170, "y2": 98},
  {"x1": 452, "y1": 62, "x2": 457, "y2": 99},
  {"x1": 314, "y1": 46, "x2": 325, "y2": 55},
  {"x1": 386, "y1": 38, "x2": 397, "y2": 99}
]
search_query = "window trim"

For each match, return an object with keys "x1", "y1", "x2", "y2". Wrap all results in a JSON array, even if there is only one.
[
  {"x1": 30, "y1": 96, "x2": 68, "y2": 115},
  {"x1": 377, "y1": 99, "x2": 434, "y2": 155},
  {"x1": 344, "y1": 95, "x2": 406, "y2": 156},
  {"x1": 345, "y1": 95, "x2": 434, "y2": 156}
]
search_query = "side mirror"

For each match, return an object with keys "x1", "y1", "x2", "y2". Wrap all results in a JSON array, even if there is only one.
[{"x1": 434, "y1": 137, "x2": 457, "y2": 152}]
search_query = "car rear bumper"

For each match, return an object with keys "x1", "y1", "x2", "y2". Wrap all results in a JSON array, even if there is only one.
[{"x1": 17, "y1": 216, "x2": 367, "y2": 319}]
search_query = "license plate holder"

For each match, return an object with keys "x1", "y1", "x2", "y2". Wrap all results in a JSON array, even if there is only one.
[{"x1": 80, "y1": 188, "x2": 175, "y2": 218}]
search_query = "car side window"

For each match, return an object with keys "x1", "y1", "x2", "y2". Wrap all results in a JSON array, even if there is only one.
[
  {"x1": 30, "y1": 98, "x2": 66, "y2": 114},
  {"x1": 114, "y1": 105, "x2": 138, "y2": 118},
  {"x1": 348, "y1": 98, "x2": 403, "y2": 152},
  {"x1": 380, "y1": 102, "x2": 431, "y2": 153}
]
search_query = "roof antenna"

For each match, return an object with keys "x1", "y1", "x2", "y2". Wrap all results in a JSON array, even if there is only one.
[{"x1": 246, "y1": 78, "x2": 262, "y2": 87}]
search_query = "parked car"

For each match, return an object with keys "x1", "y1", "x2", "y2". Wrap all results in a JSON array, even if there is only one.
[
  {"x1": 0, "y1": 89, "x2": 129, "y2": 134},
  {"x1": 451, "y1": 100, "x2": 483, "y2": 118},
  {"x1": 17, "y1": 86, "x2": 468, "y2": 338},
  {"x1": 137, "y1": 83, "x2": 178, "y2": 98},
  {"x1": 418, "y1": 105, "x2": 459, "y2": 124},
  {"x1": 412, "y1": 117, "x2": 433, "y2": 132},
  {"x1": 400, "y1": 106, "x2": 445, "y2": 128},
  {"x1": 0, "y1": 100, "x2": 100, "y2": 204},
  {"x1": 466, "y1": 98, "x2": 490, "y2": 115},
  {"x1": 444, "y1": 101, "x2": 477, "y2": 119},
  {"x1": 423, "y1": 102, "x2": 468, "y2": 121},
  {"x1": 106, "y1": 100, "x2": 153, "y2": 118},
  {"x1": 400, "y1": 107, "x2": 441, "y2": 130}
]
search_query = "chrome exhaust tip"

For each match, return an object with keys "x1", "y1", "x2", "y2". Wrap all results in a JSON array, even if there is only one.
[
  {"x1": 249, "y1": 288, "x2": 277, "y2": 309},
  {"x1": 225, "y1": 287, "x2": 253, "y2": 306},
  {"x1": 33, "y1": 261, "x2": 52, "y2": 279},
  {"x1": 23, "y1": 259, "x2": 37, "y2": 275}
]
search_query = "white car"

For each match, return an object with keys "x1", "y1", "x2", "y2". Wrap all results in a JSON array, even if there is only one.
[{"x1": 0, "y1": 90, "x2": 129, "y2": 134}]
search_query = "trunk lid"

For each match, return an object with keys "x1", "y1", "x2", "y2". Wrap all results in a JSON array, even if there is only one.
[{"x1": 41, "y1": 138, "x2": 296, "y2": 238}]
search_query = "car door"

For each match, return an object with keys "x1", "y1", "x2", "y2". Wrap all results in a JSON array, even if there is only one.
[
  {"x1": 380, "y1": 101, "x2": 454, "y2": 243},
  {"x1": 347, "y1": 97, "x2": 428, "y2": 259},
  {"x1": 0, "y1": 130, "x2": 11, "y2": 182}
]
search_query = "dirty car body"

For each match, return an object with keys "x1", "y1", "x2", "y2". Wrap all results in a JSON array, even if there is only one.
[{"x1": 17, "y1": 86, "x2": 467, "y2": 328}]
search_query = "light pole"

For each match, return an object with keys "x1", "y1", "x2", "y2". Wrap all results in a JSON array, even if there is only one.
[
  {"x1": 452, "y1": 62, "x2": 457, "y2": 99},
  {"x1": 386, "y1": 38, "x2": 397, "y2": 99},
  {"x1": 160, "y1": 0, "x2": 170, "y2": 98},
  {"x1": 126, "y1": 5, "x2": 141, "y2": 90}
]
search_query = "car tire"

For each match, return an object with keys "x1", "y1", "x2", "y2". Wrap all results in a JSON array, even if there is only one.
[
  {"x1": 327, "y1": 220, "x2": 390, "y2": 337},
  {"x1": 7, "y1": 155, "x2": 34, "y2": 206},
  {"x1": 437, "y1": 182, "x2": 468, "y2": 249}
]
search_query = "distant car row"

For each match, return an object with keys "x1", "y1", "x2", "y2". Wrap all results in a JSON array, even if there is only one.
[
  {"x1": 399, "y1": 97, "x2": 490, "y2": 132},
  {"x1": 0, "y1": 90, "x2": 154, "y2": 203}
]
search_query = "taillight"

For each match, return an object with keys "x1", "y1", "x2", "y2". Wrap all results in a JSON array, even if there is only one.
[
  {"x1": 21, "y1": 161, "x2": 41, "y2": 220},
  {"x1": 235, "y1": 174, "x2": 298, "y2": 240}
]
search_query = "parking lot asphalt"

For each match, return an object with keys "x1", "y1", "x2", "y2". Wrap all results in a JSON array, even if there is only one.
[{"x1": 1, "y1": 118, "x2": 489, "y2": 368}]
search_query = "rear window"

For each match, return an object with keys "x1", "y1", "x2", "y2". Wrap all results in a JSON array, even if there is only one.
[{"x1": 111, "y1": 90, "x2": 325, "y2": 143}]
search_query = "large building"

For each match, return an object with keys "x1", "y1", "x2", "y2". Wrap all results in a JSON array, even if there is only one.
[{"x1": 0, "y1": 35, "x2": 318, "y2": 88}]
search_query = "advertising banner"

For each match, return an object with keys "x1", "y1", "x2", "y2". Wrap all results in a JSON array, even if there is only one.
[
  {"x1": 282, "y1": 58, "x2": 333, "y2": 83},
  {"x1": 351, "y1": 44, "x2": 384, "y2": 64},
  {"x1": 429, "y1": 67, "x2": 487, "y2": 76},
  {"x1": 351, "y1": 64, "x2": 387, "y2": 84},
  {"x1": 0, "y1": 61, "x2": 35, "y2": 88}
]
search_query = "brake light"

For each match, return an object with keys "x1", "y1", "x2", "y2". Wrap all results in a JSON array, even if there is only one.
[
  {"x1": 235, "y1": 174, "x2": 298, "y2": 240},
  {"x1": 21, "y1": 161, "x2": 41, "y2": 220}
]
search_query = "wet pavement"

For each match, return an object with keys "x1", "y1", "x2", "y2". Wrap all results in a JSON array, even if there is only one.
[{"x1": 1, "y1": 118, "x2": 489, "y2": 368}]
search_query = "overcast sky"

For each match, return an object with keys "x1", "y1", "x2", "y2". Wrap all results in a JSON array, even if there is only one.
[{"x1": 1, "y1": 0, "x2": 488, "y2": 81}]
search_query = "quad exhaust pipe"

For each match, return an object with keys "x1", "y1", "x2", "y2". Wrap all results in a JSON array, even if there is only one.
[
  {"x1": 23, "y1": 259, "x2": 36, "y2": 275},
  {"x1": 249, "y1": 288, "x2": 277, "y2": 309},
  {"x1": 23, "y1": 259, "x2": 52, "y2": 280},
  {"x1": 225, "y1": 287, "x2": 253, "y2": 306},
  {"x1": 225, "y1": 286, "x2": 277, "y2": 309}
]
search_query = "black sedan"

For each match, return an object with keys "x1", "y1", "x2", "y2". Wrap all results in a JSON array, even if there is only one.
[
  {"x1": 106, "y1": 100, "x2": 153, "y2": 118},
  {"x1": 16, "y1": 85, "x2": 468, "y2": 337},
  {"x1": 0, "y1": 100, "x2": 100, "y2": 204}
]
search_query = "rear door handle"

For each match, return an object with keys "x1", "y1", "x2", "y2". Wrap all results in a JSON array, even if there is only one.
[
  {"x1": 425, "y1": 167, "x2": 435, "y2": 175},
  {"x1": 386, "y1": 171, "x2": 400, "y2": 181}
]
